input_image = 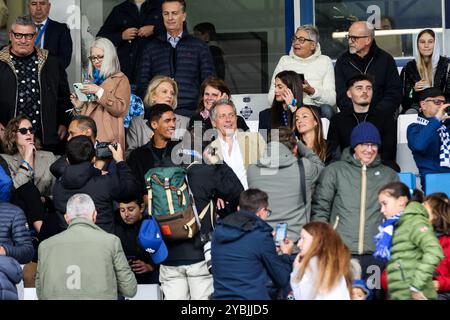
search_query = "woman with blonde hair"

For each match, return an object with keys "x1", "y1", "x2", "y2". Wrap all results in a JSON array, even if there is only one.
[
  {"x1": 400, "y1": 29, "x2": 450, "y2": 113},
  {"x1": 70, "y1": 37, "x2": 130, "y2": 149},
  {"x1": 126, "y1": 75, "x2": 189, "y2": 154},
  {"x1": 290, "y1": 221, "x2": 352, "y2": 300}
]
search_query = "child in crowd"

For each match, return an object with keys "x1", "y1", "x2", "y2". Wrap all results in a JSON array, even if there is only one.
[
  {"x1": 290, "y1": 221, "x2": 352, "y2": 300},
  {"x1": 350, "y1": 259, "x2": 372, "y2": 300},
  {"x1": 374, "y1": 182, "x2": 443, "y2": 300},
  {"x1": 114, "y1": 197, "x2": 159, "y2": 284},
  {"x1": 424, "y1": 193, "x2": 450, "y2": 300}
]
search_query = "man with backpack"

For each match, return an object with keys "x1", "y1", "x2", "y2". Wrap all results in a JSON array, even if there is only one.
[
  {"x1": 127, "y1": 104, "x2": 181, "y2": 195},
  {"x1": 143, "y1": 129, "x2": 244, "y2": 299}
]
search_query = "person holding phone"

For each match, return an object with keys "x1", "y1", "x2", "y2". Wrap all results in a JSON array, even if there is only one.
[
  {"x1": 70, "y1": 37, "x2": 130, "y2": 150},
  {"x1": 212, "y1": 189, "x2": 294, "y2": 300},
  {"x1": 400, "y1": 29, "x2": 450, "y2": 114},
  {"x1": 290, "y1": 221, "x2": 352, "y2": 300}
]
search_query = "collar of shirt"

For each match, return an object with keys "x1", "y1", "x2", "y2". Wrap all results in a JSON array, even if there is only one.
[
  {"x1": 167, "y1": 31, "x2": 183, "y2": 48},
  {"x1": 35, "y1": 18, "x2": 48, "y2": 29},
  {"x1": 218, "y1": 131, "x2": 238, "y2": 151}
]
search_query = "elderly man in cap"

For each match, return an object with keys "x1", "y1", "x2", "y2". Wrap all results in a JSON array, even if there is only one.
[
  {"x1": 407, "y1": 87, "x2": 450, "y2": 191},
  {"x1": 312, "y1": 122, "x2": 398, "y2": 286}
]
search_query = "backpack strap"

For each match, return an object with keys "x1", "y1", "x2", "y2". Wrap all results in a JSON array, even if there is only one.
[
  {"x1": 163, "y1": 177, "x2": 175, "y2": 215},
  {"x1": 184, "y1": 201, "x2": 213, "y2": 238},
  {"x1": 145, "y1": 175, "x2": 153, "y2": 216}
]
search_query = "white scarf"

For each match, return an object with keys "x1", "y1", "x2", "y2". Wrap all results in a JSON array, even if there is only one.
[{"x1": 417, "y1": 116, "x2": 450, "y2": 167}]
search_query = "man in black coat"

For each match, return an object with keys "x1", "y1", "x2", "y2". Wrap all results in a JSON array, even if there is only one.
[
  {"x1": 327, "y1": 74, "x2": 399, "y2": 171},
  {"x1": 28, "y1": 0, "x2": 73, "y2": 69},
  {"x1": 53, "y1": 136, "x2": 140, "y2": 234},
  {"x1": 335, "y1": 21, "x2": 402, "y2": 116},
  {"x1": 97, "y1": 0, "x2": 164, "y2": 87},
  {"x1": 0, "y1": 15, "x2": 71, "y2": 151},
  {"x1": 127, "y1": 104, "x2": 180, "y2": 195}
]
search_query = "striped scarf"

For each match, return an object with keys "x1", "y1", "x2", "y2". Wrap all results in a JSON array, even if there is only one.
[{"x1": 373, "y1": 213, "x2": 401, "y2": 262}]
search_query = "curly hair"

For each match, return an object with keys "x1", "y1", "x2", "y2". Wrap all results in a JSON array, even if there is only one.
[{"x1": 2, "y1": 115, "x2": 40, "y2": 155}]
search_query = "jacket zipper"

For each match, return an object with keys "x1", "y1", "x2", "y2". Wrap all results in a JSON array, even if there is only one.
[
  {"x1": 333, "y1": 216, "x2": 340, "y2": 230},
  {"x1": 358, "y1": 164, "x2": 367, "y2": 254},
  {"x1": 348, "y1": 56, "x2": 374, "y2": 75}
]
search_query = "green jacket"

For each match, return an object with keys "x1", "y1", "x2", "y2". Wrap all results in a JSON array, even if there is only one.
[
  {"x1": 387, "y1": 202, "x2": 444, "y2": 300},
  {"x1": 311, "y1": 148, "x2": 398, "y2": 254},
  {"x1": 36, "y1": 218, "x2": 137, "y2": 300}
]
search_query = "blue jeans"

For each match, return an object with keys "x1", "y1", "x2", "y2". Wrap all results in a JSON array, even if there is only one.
[{"x1": 318, "y1": 104, "x2": 336, "y2": 120}]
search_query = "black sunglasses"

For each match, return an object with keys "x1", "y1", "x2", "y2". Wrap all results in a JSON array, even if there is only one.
[{"x1": 17, "y1": 127, "x2": 35, "y2": 135}]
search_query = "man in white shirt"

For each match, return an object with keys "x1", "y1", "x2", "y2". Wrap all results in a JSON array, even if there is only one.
[{"x1": 208, "y1": 99, "x2": 266, "y2": 189}]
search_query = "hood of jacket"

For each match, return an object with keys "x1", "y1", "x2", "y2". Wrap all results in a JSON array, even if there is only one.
[
  {"x1": 0, "y1": 256, "x2": 22, "y2": 285},
  {"x1": 256, "y1": 141, "x2": 297, "y2": 169},
  {"x1": 340, "y1": 146, "x2": 382, "y2": 168},
  {"x1": 214, "y1": 210, "x2": 272, "y2": 244},
  {"x1": 397, "y1": 201, "x2": 428, "y2": 226},
  {"x1": 289, "y1": 42, "x2": 322, "y2": 63},
  {"x1": 60, "y1": 161, "x2": 101, "y2": 189}
]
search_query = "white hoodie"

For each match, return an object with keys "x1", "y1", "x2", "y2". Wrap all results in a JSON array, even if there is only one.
[{"x1": 268, "y1": 43, "x2": 336, "y2": 107}]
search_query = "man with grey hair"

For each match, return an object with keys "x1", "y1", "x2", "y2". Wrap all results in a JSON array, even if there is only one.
[
  {"x1": 335, "y1": 21, "x2": 402, "y2": 116},
  {"x1": 207, "y1": 98, "x2": 266, "y2": 190},
  {"x1": 268, "y1": 24, "x2": 336, "y2": 119},
  {"x1": 28, "y1": 0, "x2": 73, "y2": 69},
  {"x1": 35, "y1": 193, "x2": 137, "y2": 300},
  {"x1": 0, "y1": 15, "x2": 71, "y2": 152}
]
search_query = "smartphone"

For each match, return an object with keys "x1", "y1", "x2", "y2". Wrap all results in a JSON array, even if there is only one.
[
  {"x1": 298, "y1": 73, "x2": 305, "y2": 83},
  {"x1": 73, "y1": 83, "x2": 89, "y2": 102},
  {"x1": 275, "y1": 223, "x2": 288, "y2": 244}
]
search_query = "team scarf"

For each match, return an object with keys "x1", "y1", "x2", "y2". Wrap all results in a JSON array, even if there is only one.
[
  {"x1": 373, "y1": 213, "x2": 401, "y2": 262},
  {"x1": 417, "y1": 116, "x2": 450, "y2": 168},
  {"x1": 92, "y1": 68, "x2": 106, "y2": 86}
]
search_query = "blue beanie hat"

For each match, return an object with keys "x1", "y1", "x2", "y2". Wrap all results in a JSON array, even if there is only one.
[{"x1": 350, "y1": 122, "x2": 381, "y2": 149}]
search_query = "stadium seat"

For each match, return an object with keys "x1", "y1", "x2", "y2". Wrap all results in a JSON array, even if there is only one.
[
  {"x1": 398, "y1": 172, "x2": 416, "y2": 190},
  {"x1": 397, "y1": 114, "x2": 421, "y2": 189},
  {"x1": 424, "y1": 173, "x2": 450, "y2": 196}
]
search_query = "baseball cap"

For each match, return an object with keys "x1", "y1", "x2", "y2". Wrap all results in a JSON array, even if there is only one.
[
  {"x1": 138, "y1": 215, "x2": 168, "y2": 264},
  {"x1": 418, "y1": 87, "x2": 445, "y2": 102}
]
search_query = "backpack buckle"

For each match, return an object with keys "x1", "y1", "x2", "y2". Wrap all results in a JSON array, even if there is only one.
[{"x1": 164, "y1": 177, "x2": 170, "y2": 189}]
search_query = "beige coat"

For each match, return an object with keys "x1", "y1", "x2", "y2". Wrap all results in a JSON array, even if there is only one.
[
  {"x1": 1, "y1": 151, "x2": 58, "y2": 197},
  {"x1": 208, "y1": 131, "x2": 266, "y2": 169},
  {"x1": 81, "y1": 72, "x2": 130, "y2": 149}
]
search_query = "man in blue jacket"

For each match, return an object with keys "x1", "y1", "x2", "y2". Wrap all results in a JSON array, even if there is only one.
[
  {"x1": 407, "y1": 87, "x2": 450, "y2": 191},
  {"x1": 136, "y1": 0, "x2": 215, "y2": 117},
  {"x1": 212, "y1": 189, "x2": 294, "y2": 300}
]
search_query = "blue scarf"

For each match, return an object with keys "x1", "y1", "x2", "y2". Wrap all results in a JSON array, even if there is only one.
[
  {"x1": 373, "y1": 213, "x2": 401, "y2": 262},
  {"x1": 92, "y1": 68, "x2": 106, "y2": 86}
]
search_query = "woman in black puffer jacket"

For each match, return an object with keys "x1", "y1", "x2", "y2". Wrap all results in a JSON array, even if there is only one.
[{"x1": 400, "y1": 29, "x2": 450, "y2": 113}]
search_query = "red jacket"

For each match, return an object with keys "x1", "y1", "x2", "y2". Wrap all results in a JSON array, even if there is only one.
[{"x1": 434, "y1": 235, "x2": 450, "y2": 292}]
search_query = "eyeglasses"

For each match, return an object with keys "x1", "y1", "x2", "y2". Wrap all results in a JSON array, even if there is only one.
[
  {"x1": 360, "y1": 143, "x2": 378, "y2": 150},
  {"x1": 11, "y1": 31, "x2": 36, "y2": 40},
  {"x1": 217, "y1": 113, "x2": 236, "y2": 120},
  {"x1": 424, "y1": 98, "x2": 446, "y2": 106},
  {"x1": 88, "y1": 55, "x2": 104, "y2": 62},
  {"x1": 265, "y1": 208, "x2": 272, "y2": 217},
  {"x1": 291, "y1": 36, "x2": 314, "y2": 44},
  {"x1": 17, "y1": 127, "x2": 35, "y2": 135},
  {"x1": 345, "y1": 35, "x2": 369, "y2": 42}
]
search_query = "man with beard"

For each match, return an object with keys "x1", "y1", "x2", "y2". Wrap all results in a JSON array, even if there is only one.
[
  {"x1": 327, "y1": 74, "x2": 399, "y2": 171},
  {"x1": 335, "y1": 21, "x2": 402, "y2": 116}
]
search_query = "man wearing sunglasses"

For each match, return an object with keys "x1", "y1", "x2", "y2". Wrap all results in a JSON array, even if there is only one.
[
  {"x1": 0, "y1": 15, "x2": 71, "y2": 153},
  {"x1": 407, "y1": 87, "x2": 450, "y2": 191},
  {"x1": 335, "y1": 21, "x2": 402, "y2": 116}
]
